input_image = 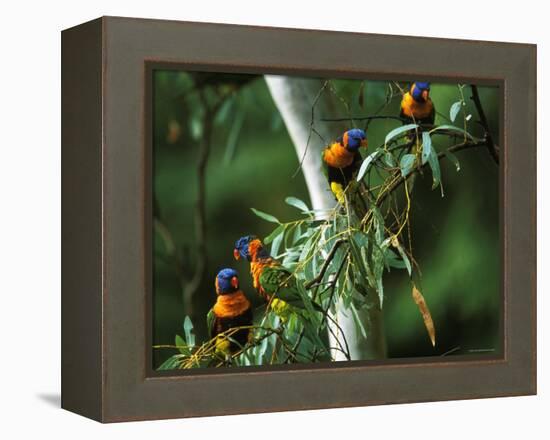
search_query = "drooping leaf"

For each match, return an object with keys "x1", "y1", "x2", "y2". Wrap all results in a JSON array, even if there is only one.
[
  {"x1": 264, "y1": 224, "x2": 285, "y2": 244},
  {"x1": 431, "y1": 124, "x2": 476, "y2": 140},
  {"x1": 399, "y1": 154, "x2": 416, "y2": 178},
  {"x1": 384, "y1": 248, "x2": 408, "y2": 270},
  {"x1": 421, "y1": 132, "x2": 432, "y2": 165},
  {"x1": 427, "y1": 149, "x2": 443, "y2": 194},
  {"x1": 295, "y1": 286, "x2": 327, "y2": 351},
  {"x1": 356, "y1": 150, "x2": 382, "y2": 182},
  {"x1": 250, "y1": 208, "x2": 281, "y2": 224},
  {"x1": 285, "y1": 196, "x2": 310, "y2": 213},
  {"x1": 292, "y1": 222, "x2": 303, "y2": 245},
  {"x1": 295, "y1": 281, "x2": 319, "y2": 326},
  {"x1": 349, "y1": 234, "x2": 369, "y2": 282},
  {"x1": 384, "y1": 123, "x2": 418, "y2": 146},
  {"x1": 449, "y1": 101, "x2": 462, "y2": 123},
  {"x1": 444, "y1": 151, "x2": 461, "y2": 172},
  {"x1": 371, "y1": 206, "x2": 385, "y2": 245},
  {"x1": 393, "y1": 238, "x2": 412, "y2": 277},
  {"x1": 371, "y1": 242, "x2": 385, "y2": 307},
  {"x1": 270, "y1": 226, "x2": 285, "y2": 257},
  {"x1": 350, "y1": 301, "x2": 367, "y2": 339},
  {"x1": 412, "y1": 285, "x2": 436, "y2": 347}
]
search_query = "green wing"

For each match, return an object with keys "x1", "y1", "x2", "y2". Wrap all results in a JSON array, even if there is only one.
[
  {"x1": 259, "y1": 265, "x2": 327, "y2": 312},
  {"x1": 259, "y1": 265, "x2": 303, "y2": 306},
  {"x1": 260, "y1": 265, "x2": 329, "y2": 353},
  {"x1": 206, "y1": 308, "x2": 215, "y2": 339}
]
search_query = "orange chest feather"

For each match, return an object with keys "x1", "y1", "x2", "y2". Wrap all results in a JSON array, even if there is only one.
[
  {"x1": 323, "y1": 142, "x2": 355, "y2": 168},
  {"x1": 213, "y1": 290, "x2": 251, "y2": 318},
  {"x1": 401, "y1": 92, "x2": 434, "y2": 120}
]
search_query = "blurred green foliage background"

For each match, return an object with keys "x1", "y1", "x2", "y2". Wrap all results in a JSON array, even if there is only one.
[{"x1": 153, "y1": 70, "x2": 500, "y2": 368}]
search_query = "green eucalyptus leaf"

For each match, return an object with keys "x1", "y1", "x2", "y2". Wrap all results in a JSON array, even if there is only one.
[
  {"x1": 250, "y1": 208, "x2": 281, "y2": 224},
  {"x1": 349, "y1": 234, "x2": 369, "y2": 282},
  {"x1": 285, "y1": 196, "x2": 310, "y2": 213},
  {"x1": 400, "y1": 154, "x2": 416, "y2": 178},
  {"x1": 356, "y1": 150, "x2": 382, "y2": 182},
  {"x1": 183, "y1": 316, "x2": 195, "y2": 346},
  {"x1": 445, "y1": 151, "x2": 461, "y2": 172},
  {"x1": 383, "y1": 151, "x2": 397, "y2": 167},
  {"x1": 270, "y1": 226, "x2": 285, "y2": 257},
  {"x1": 264, "y1": 224, "x2": 285, "y2": 244},
  {"x1": 427, "y1": 149, "x2": 444, "y2": 195},
  {"x1": 449, "y1": 101, "x2": 462, "y2": 123},
  {"x1": 371, "y1": 206, "x2": 385, "y2": 245},
  {"x1": 421, "y1": 132, "x2": 432, "y2": 165},
  {"x1": 371, "y1": 243, "x2": 385, "y2": 306},
  {"x1": 292, "y1": 222, "x2": 303, "y2": 244},
  {"x1": 384, "y1": 123, "x2": 418, "y2": 145},
  {"x1": 431, "y1": 124, "x2": 476, "y2": 140},
  {"x1": 157, "y1": 355, "x2": 179, "y2": 371},
  {"x1": 384, "y1": 248, "x2": 408, "y2": 270},
  {"x1": 395, "y1": 242, "x2": 412, "y2": 277},
  {"x1": 258, "y1": 334, "x2": 269, "y2": 357}
]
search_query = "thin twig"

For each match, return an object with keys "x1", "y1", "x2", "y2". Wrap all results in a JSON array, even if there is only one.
[
  {"x1": 320, "y1": 115, "x2": 406, "y2": 123},
  {"x1": 470, "y1": 85, "x2": 499, "y2": 164},
  {"x1": 292, "y1": 81, "x2": 330, "y2": 178}
]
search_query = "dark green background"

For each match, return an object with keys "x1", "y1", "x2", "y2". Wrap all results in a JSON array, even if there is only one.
[{"x1": 152, "y1": 71, "x2": 500, "y2": 368}]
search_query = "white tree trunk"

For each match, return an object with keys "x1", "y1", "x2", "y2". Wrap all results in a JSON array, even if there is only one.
[{"x1": 265, "y1": 75, "x2": 387, "y2": 360}]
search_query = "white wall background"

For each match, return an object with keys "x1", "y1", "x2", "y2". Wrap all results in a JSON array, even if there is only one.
[{"x1": 0, "y1": 0, "x2": 546, "y2": 437}]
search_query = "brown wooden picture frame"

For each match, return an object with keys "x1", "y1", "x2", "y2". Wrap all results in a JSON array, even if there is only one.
[{"x1": 61, "y1": 16, "x2": 536, "y2": 422}]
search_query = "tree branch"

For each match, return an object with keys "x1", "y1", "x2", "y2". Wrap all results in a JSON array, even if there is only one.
[
  {"x1": 294, "y1": 138, "x2": 490, "y2": 275},
  {"x1": 182, "y1": 91, "x2": 224, "y2": 316},
  {"x1": 375, "y1": 139, "x2": 488, "y2": 208},
  {"x1": 304, "y1": 239, "x2": 347, "y2": 289},
  {"x1": 470, "y1": 85, "x2": 499, "y2": 165}
]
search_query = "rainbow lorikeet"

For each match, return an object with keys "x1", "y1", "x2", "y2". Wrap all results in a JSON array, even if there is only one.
[
  {"x1": 233, "y1": 236, "x2": 307, "y2": 315},
  {"x1": 234, "y1": 235, "x2": 330, "y2": 359},
  {"x1": 322, "y1": 129, "x2": 369, "y2": 218},
  {"x1": 206, "y1": 268, "x2": 253, "y2": 355},
  {"x1": 400, "y1": 82, "x2": 435, "y2": 126}
]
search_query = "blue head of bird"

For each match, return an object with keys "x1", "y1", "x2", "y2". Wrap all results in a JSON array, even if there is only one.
[
  {"x1": 215, "y1": 268, "x2": 240, "y2": 294},
  {"x1": 342, "y1": 128, "x2": 368, "y2": 152},
  {"x1": 411, "y1": 82, "x2": 431, "y2": 102},
  {"x1": 234, "y1": 235, "x2": 269, "y2": 262}
]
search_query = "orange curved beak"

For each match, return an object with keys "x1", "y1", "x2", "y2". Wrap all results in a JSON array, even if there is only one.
[
  {"x1": 361, "y1": 139, "x2": 368, "y2": 149},
  {"x1": 233, "y1": 249, "x2": 240, "y2": 260},
  {"x1": 230, "y1": 276, "x2": 239, "y2": 289},
  {"x1": 422, "y1": 89, "x2": 429, "y2": 100}
]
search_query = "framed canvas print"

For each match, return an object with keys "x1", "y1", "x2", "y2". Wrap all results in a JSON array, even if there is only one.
[{"x1": 61, "y1": 16, "x2": 536, "y2": 422}]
